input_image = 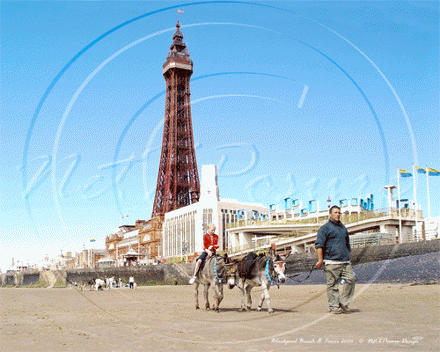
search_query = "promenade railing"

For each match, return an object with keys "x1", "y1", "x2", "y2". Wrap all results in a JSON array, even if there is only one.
[
  {"x1": 227, "y1": 208, "x2": 422, "y2": 230},
  {"x1": 226, "y1": 208, "x2": 423, "y2": 257}
]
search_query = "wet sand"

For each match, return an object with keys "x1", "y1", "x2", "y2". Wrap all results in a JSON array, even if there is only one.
[{"x1": 1, "y1": 283, "x2": 439, "y2": 352}]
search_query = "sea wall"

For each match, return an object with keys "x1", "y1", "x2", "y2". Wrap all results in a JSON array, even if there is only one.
[
  {"x1": 2, "y1": 239, "x2": 438, "y2": 287},
  {"x1": 286, "y1": 239, "x2": 440, "y2": 273},
  {"x1": 1, "y1": 271, "x2": 41, "y2": 287},
  {"x1": 65, "y1": 263, "x2": 191, "y2": 287}
]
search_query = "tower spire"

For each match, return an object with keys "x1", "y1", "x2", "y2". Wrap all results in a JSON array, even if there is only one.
[
  {"x1": 166, "y1": 21, "x2": 192, "y2": 65},
  {"x1": 151, "y1": 21, "x2": 200, "y2": 218}
]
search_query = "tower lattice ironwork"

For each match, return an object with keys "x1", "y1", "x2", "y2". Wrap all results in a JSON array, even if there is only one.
[{"x1": 151, "y1": 21, "x2": 200, "y2": 218}]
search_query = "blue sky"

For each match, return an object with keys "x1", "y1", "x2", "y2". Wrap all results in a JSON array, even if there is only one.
[{"x1": 1, "y1": 1, "x2": 438, "y2": 270}]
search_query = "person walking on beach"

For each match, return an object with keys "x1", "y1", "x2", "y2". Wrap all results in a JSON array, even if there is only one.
[
  {"x1": 315, "y1": 205, "x2": 355, "y2": 314},
  {"x1": 129, "y1": 276, "x2": 135, "y2": 289},
  {"x1": 189, "y1": 223, "x2": 219, "y2": 284}
]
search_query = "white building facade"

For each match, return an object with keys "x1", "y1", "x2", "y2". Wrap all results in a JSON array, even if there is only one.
[{"x1": 162, "y1": 165, "x2": 268, "y2": 259}]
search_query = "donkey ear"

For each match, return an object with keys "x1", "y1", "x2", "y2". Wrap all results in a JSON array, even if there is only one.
[{"x1": 278, "y1": 251, "x2": 291, "y2": 261}]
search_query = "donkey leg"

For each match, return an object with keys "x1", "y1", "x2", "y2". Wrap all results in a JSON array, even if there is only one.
[
  {"x1": 245, "y1": 285, "x2": 253, "y2": 311},
  {"x1": 260, "y1": 284, "x2": 273, "y2": 313},
  {"x1": 239, "y1": 281, "x2": 247, "y2": 311},
  {"x1": 204, "y1": 283, "x2": 211, "y2": 310},
  {"x1": 257, "y1": 291, "x2": 265, "y2": 312},
  {"x1": 213, "y1": 283, "x2": 224, "y2": 311},
  {"x1": 194, "y1": 282, "x2": 200, "y2": 310}
]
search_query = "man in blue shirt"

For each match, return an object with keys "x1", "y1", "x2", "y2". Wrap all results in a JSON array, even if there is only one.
[{"x1": 315, "y1": 206, "x2": 355, "y2": 314}]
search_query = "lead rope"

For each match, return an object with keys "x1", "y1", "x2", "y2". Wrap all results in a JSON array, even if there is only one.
[{"x1": 287, "y1": 264, "x2": 315, "y2": 283}]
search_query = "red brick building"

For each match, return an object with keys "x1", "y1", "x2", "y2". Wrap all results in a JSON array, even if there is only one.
[{"x1": 105, "y1": 216, "x2": 164, "y2": 264}]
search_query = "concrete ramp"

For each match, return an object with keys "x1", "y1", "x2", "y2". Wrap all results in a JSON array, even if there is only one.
[
  {"x1": 41, "y1": 270, "x2": 57, "y2": 288},
  {"x1": 172, "y1": 263, "x2": 192, "y2": 279}
]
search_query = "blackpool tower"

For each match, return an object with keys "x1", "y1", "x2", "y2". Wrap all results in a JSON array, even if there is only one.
[{"x1": 151, "y1": 21, "x2": 200, "y2": 217}]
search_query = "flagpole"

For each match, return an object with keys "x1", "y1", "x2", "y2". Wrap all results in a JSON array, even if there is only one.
[
  {"x1": 413, "y1": 164, "x2": 417, "y2": 241},
  {"x1": 398, "y1": 168, "x2": 401, "y2": 243},
  {"x1": 177, "y1": 9, "x2": 184, "y2": 22},
  {"x1": 426, "y1": 165, "x2": 431, "y2": 219}
]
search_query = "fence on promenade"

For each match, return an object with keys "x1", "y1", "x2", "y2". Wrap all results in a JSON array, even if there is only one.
[
  {"x1": 225, "y1": 208, "x2": 425, "y2": 257},
  {"x1": 227, "y1": 207, "x2": 422, "y2": 230}
]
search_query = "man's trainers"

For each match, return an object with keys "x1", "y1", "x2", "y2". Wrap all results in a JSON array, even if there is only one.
[
  {"x1": 339, "y1": 303, "x2": 351, "y2": 314},
  {"x1": 189, "y1": 276, "x2": 197, "y2": 284},
  {"x1": 329, "y1": 308, "x2": 342, "y2": 314}
]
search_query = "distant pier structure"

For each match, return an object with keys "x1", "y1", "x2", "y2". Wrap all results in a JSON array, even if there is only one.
[{"x1": 152, "y1": 21, "x2": 200, "y2": 218}]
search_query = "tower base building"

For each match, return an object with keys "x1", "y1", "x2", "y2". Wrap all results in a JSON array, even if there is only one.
[{"x1": 161, "y1": 165, "x2": 268, "y2": 260}]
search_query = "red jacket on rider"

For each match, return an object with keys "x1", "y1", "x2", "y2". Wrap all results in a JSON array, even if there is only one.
[{"x1": 203, "y1": 233, "x2": 219, "y2": 254}]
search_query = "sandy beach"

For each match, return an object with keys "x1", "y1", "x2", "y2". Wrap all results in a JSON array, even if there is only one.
[{"x1": 1, "y1": 283, "x2": 438, "y2": 352}]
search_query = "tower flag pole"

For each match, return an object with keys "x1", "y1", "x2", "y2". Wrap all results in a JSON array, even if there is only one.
[{"x1": 177, "y1": 9, "x2": 184, "y2": 22}]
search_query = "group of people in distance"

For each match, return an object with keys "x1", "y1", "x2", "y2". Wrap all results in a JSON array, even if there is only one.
[{"x1": 189, "y1": 205, "x2": 355, "y2": 314}]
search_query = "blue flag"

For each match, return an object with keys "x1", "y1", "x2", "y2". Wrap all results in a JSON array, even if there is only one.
[
  {"x1": 398, "y1": 169, "x2": 412, "y2": 177},
  {"x1": 414, "y1": 165, "x2": 426, "y2": 174},
  {"x1": 427, "y1": 167, "x2": 440, "y2": 176}
]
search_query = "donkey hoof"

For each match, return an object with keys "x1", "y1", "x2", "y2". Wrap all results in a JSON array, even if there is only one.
[
  {"x1": 246, "y1": 306, "x2": 251, "y2": 311},
  {"x1": 195, "y1": 306, "x2": 200, "y2": 310},
  {"x1": 268, "y1": 309, "x2": 274, "y2": 314},
  {"x1": 257, "y1": 307, "x2": 262, "y2": 312}
]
